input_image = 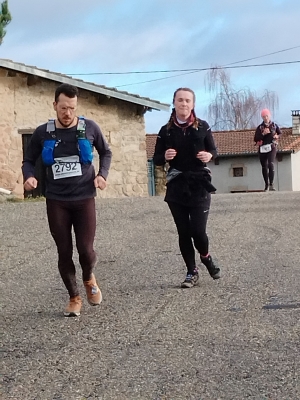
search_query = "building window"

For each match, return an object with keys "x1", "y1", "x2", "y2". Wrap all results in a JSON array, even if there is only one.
[{"x1": 233, "y1": 167, "x2": 244, "y2": 177}]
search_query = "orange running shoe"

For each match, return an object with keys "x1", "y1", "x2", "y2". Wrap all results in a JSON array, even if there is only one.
[
  {"x1": 64, "y1": 295, "x2": 82, "y2": 317},
  {"x1": 83, "y1": 273, "x2": 102, "y2": 306}
]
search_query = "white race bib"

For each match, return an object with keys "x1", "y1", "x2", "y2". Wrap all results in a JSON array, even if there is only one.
[
  {"x1": 52, "y1": 155, "x2": 82, "y2": 180},
  {"x1": 260, "y1": 144, "x2": 272, "y2": 153}
]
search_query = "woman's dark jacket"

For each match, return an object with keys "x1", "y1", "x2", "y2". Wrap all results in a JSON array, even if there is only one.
[
  {"x1": 153, "y1": 118, "x2": 218, "y2": 206},
  {"x1": 254, "y1": 121, "x2": 282, "y2": 148}
]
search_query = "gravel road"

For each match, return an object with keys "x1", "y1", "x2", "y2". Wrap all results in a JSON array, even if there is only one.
[{"x1": 1, "y1": 192, "x2": 299, "y2": 400}]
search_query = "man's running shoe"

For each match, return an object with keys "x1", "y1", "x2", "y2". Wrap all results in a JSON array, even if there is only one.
[
  {"x1": 83, "y1": 273, "x2": 102, "y2": 306},
  {"x1": 64, "y1": 295, "x2": 82, "y2": 317}
]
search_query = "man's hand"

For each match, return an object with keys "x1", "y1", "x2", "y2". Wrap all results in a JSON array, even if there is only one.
[
  {"x1": 196, "y1": 151, "x2": 213, "y2": 163},
  {"x1": 165, "y1": 148, "x2": 177, "y2": 161},
  {"x1": 24, "y1": 177, "x2": 38, "y2": 191},
  {"x1": 94, "y1": 175, "x2": 107, "y2": 190}
]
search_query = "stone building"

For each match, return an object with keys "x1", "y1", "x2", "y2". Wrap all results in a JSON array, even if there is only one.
[{"x1": 0, "y1": 59, "x2": 169, "y2": 198}]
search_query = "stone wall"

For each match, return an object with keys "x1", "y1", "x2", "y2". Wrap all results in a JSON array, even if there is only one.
[
  {"x1": 0, "y1": 68, "x2": 148, "y2": 198},
  {"x1": 155, "y1": 165, "x2": 167, "y2": 195}
]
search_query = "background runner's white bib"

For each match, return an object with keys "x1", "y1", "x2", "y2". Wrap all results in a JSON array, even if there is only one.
[
  {"x1": 52, "y1": 155, "x2": 82, "y2": 180},
  {"x1": 260, "y1": 144, "x2": 272, "y2": 153}
]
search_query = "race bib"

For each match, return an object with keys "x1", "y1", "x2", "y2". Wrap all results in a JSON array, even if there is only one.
[
  {"x1": 260, "y1": 144, "x2": 272, "y2": 153},
  {"x1": 52, "y1": 155, "x2": 82, "y2": 180}
]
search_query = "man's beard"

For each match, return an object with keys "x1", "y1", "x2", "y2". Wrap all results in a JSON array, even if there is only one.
[{"x1": 58, "y1": 117, "x2": 76, "y2": 128}]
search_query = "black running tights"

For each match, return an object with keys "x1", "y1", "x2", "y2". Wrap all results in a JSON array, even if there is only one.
[
  {"x1": 167, "y1": 201, "x2": 210, "y2": 274},
  {"x1": 259, "y1": 147, "x2": 276, "y2": 186},
  {"x1": 46, "y1": 198, "x2": 97, "y2": 297}
]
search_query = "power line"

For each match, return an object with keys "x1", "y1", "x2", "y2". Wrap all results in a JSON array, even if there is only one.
[
  {"x1": 114, "y1": 60, "x2": 300, "y2": 88},
  {"x1": 224, "y1": 45, "x2": 300, "y2": 66},
  {"x1": 115, "y1": 70, "x2": 200, "y2": 88},
  {"x1": 66, "y1": 45, "x2": 300, "y2": 76}
]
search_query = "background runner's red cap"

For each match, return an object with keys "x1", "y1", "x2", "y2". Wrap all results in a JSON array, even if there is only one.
[{"x1": 261, "y1": 108, "x2": 271, "y2": 117}]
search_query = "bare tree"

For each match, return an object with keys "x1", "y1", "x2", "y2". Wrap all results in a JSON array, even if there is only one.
[
  {"x1": 205, "y1": 66, "x2": 278, "y2": 131},
  {"x1": 0, "y1": 0, "x2": 12, "y2": 45}
]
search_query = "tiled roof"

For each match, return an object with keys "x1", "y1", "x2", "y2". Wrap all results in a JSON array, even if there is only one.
[
  {"x1": 146, "y1": 128, "x2": 300, "y2": 159},
  {"x1": 213, "y1": 127, "x2": 300, "y2": 156},
  {"x1": 0, "y1": 59, "x2": 170, "y2": 111},
  {"x1": 146, "y1": 134, "x2": 158, "y2": 159}
]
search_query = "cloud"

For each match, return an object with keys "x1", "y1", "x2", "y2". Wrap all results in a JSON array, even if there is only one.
[{"x1": 1, "y1": 0, "x2": 299, "y2": 132}]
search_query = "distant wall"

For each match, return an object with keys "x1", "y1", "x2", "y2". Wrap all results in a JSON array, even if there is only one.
[
  {"x1": 209, "y1": 155, "x2": 292, "y2": 193},
  {"x1": 155, "y1": 165, "x2": 166, "y2": 195},
  {"x1": 291, "y1": 152, "x2": 300, "y2": 191}
]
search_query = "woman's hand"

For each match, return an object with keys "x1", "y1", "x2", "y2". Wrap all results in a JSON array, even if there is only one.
[
  {"x1": 196, "y1": 151, "x2": 212, "y2": 163},
  {"x1": 256, "y1": 140, "x2": 263, "y2": 146},
  {"x1": 165, "y1": 148, "x2": 177, "y2": 161}
]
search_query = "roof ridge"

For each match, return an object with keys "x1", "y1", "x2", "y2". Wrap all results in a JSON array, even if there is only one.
[{"x1": 0, "y1": 58, "x2": 170, "y2": 111}]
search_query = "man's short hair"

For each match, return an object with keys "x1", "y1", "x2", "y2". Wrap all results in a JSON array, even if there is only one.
[{"x1": 55, "y1": 84, "x2": 79, "y2": 102}]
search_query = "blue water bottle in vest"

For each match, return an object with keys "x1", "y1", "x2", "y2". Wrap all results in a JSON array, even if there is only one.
[
  {"x1": 42, "y1": 119, "x2": 56, "y2": 166},
  {"x1": 77, "y1": 117, "x2": 93, "y2": 164}
]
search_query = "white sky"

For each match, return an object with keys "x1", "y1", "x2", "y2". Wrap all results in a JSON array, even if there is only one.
[{"x1": 1, "y1": 0, "x2": 299, "y2": 132}]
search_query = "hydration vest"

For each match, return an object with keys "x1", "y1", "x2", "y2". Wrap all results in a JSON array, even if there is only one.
[
  {"x1": 41, "y1": 116, "x2": 93, "y2": 166},
  {"x1": 260, "y1": 121, "x2": 276, "y2": 135}
]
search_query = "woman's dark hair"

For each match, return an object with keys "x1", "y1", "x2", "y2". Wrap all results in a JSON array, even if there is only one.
[
  {"x1": 54, "y1": 83, "x2": 79, "y2": 102},
  {"x1": 167, "y1": 87, "x2": 198, "y2": 129},
  {"x1": 172, "y1": 87, "x2": 196, "y2": 104}
]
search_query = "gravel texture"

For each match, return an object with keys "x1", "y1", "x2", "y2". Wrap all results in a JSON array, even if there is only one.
[{"x1": 1, "y1": 192, "x2": 299, "y2": 400}]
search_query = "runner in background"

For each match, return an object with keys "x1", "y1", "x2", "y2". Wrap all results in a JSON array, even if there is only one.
[{"x1": 254, "y1": 109, "x2": 282, "y2": 191}]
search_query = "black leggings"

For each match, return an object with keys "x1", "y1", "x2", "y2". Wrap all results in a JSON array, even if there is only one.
[
  {"x1": 168, "y1": 201, "x2": 210, "y2": 274},
  {"x1": 46, "y1": 198, "x2": 97, "y2": 297},
  {"x1": 259, "y1": 147, "x2": 276, "y2": 186}
]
